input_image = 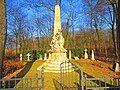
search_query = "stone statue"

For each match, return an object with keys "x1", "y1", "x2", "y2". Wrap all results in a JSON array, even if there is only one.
[{"x1": 49, "y1": 29, "x2": 67, "y2": 53}]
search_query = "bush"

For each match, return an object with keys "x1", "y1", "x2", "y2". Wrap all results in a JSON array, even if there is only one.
[
  {"x1": 23, "y1": 50, "x2": 46, "y2": 60},
  {"x1": 36, "y1": 50, "x2": 46, "y2": 59},
  {"x1": 23, "y1": 50, "x2": 33, "y2": 60},
  {"x1": 2, "y1": 60, "x2": 24, "y2": 77},
  {"x1": 67, "y1": 48, "x2": 85, "y2": 58}
]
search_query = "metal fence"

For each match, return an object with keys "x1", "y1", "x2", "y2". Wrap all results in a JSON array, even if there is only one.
[
  {"x1": 84, "y1": 75, "x2": 120, "y2": 90},
  {"x1": 60, "y1": 61, "x2": 120, "y2": 90},
  {"x1": 0, "y1": 67, "x2": 44, "y2": 90},
  {"x1": 60, "y1": 60, "x2": 84, "y2": 90}
]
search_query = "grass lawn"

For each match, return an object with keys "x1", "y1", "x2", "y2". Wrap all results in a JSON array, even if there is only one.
[
  {"x1": 71, "y1": 59, "x2": 120, "y2": 78},
  {"x1": 16, "y1": 60, "x2": 61, "y2": 90},
  {"x1": 16, "y1": 59, "x2": 120, "y2": 90},
  {"x1": 16, "y1": 60, "x2": 81, "y2": 90}
]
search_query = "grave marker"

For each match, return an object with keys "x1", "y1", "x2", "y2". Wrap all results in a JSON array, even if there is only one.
[
  {"x1": 27, "y1": 53, "x2": 30, "y2": 61},
  {"x1": 91, "y1": 50, "x2": 95, "y2": 60},
  {"x1": 112, "y1": 62, "x2": 119, "y2": 72},
  {"x1": 20, "y1": 54, "x2": 22, "y2": 61},
  {"x1": 84, "y1": 48, "x2": 88, "y2": 59},
  {"x1": 39, "y1": 55, "x2": 42, "y2": 60},
  {"x1": 44, "y1": 53, "x2": 47, "y2": 60},
  {"x1": 69, "y1": 50, "x2": 71, "y2": 59}
]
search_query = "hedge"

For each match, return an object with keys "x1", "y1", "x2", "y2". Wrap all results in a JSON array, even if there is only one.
[
  {"x1": 23, "y1": 50, "x2": 46, "y2": 60},
  {"x1": 23, "y1": 48, "x2": 84, "y2": 60},
  {"x1": 67, "y1": 48, "x2": 85, "y2": 58}
]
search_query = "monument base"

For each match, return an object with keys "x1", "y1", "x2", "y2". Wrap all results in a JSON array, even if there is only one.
[{"x1": 37, "y1": 52, "x2": 73, "y2": 73}]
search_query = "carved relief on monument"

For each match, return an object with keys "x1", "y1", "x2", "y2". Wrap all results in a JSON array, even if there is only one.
[{"x1": 49, "y1": 29, "x2": 67, "y2": 53}]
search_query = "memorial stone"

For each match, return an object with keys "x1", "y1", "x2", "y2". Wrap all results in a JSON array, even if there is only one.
[
  {"x1": 44, "y1": 53, "x2": 47, "y2": 60},
  {"x1": 69, "y1": 50, "x2": 71, "y2": 59},
  {"x1": 91, "y1": 50, "x2": 95, "y2": 60},
  {"x1": 39, "y1": 55, "x2": 43, "y2": 60},
  {"x1": 27, "y1": 53, "x2": 30, "y2": 61},
  {"x1": 84, "y1": 48, "x2": 88, "y2": 59},
  {"x1": 112, "y1": 62, "x2": 119, "y2": 72},
  {"x1": 20, "y1": 54, "x2": 22, "y2": 61}
]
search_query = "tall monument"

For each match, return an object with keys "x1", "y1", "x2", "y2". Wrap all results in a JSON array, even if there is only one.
[
  {"x1": 48, "y1": 0, "x2": 67, "y2": 54},
  {"x1": 54, "y1": 1, "x2": 61, "y2": 36},
  {"x1": 42, "y1": 0, "x2": 70, "y2": 73}
]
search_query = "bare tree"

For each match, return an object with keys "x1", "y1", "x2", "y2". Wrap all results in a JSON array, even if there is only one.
[{"x1": 0, "y1": 0, "x2": 7, "y2": 86}]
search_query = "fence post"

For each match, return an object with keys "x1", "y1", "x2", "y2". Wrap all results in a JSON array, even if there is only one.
[
  {"x1": 81, "y1": 69, "x2": 84, "y2": 90},
  {"x1": 60, "y1": 63, "x2": 62, "y2": 90},
  {"x1": 85, "y1": 74, "x2": 87, "y2": 90},
  {"x1": 36, "y1": 73, "x2": 38, "y2": 89},
  {"x1": 104, "y1": 75, "x2": 106, "y2": 87},
  {"x1": 14, "y1": 75, "x2": 17, "y2": 88},
  {"x1": 3, "y1": 80, "x2": 5, "y2": 88},
  {"x1": 42, "y1": 67, "x2": 44, "y2": 90}
]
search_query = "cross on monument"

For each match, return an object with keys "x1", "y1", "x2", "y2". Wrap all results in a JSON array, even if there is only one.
[{"x1": 27, "y1": 53, "x2": 30, "y2": 61}]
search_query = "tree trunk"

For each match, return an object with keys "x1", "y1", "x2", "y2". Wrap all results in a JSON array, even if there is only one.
[
  {"x1": 0, "y1": 0, "x2": 7, "y2": 87},
  {"x1": 111, "y1": 5, "x2": 117, "y2": 62},
  {"x1": 117, "y1": 0, "x2": 120, "y2": 59}
]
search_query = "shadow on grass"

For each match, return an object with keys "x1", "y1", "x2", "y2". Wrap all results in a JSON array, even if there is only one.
[
  {"x1": 54, "y1": 78, "x2": 81, "y2": 90},
  {"x1": 71, "y1": 60, "x2": 120, "y2": 89},
  {"x1": 53, "y1": 79, "x2": 64, "y2": 90},
  {"x1": 4, "y1": 60, "x2": 35, "y2": 88},
  {"x1": 16, "y1": 60, "x2": 35, "y2": 78},
  {"x1": 74, "y1": 68, "x2": 117, "y2": 89},
  {"x1": 83, "y1": 72, "x2": 119, "y2": 90}
]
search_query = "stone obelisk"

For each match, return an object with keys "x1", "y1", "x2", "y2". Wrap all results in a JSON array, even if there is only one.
[
  {"x1": 54, "y1": 4, "x2": 61, "y2": 36},
  {"x1": 37, "y1": 1, "x2": 72, "y2": 73}
]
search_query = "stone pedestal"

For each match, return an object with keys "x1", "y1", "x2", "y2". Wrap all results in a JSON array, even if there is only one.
[
  {"x1": 43, "y1": 52, "x2": 68, "y2": 73},
  {"x1": 48, "y1": 52, "x2": 67, "y2": 61}
]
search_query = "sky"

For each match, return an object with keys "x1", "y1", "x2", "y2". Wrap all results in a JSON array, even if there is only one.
[{"x1": 6, "y1": 0, "x2": 110, "y2": 38}]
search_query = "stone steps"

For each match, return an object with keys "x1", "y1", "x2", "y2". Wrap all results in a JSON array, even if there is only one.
[
  {"x1": 44, "y1": 67, "x2": 74, "y2": 73},
  {"x1": 44, "y1": 65, "x2": 73, "y2": 70},
  {"x1": 46, "y1": 63, "x2": 72, "y2": 67},
  {"x1": 44, "y1": 62, "x2": 74, "y2": 73}
]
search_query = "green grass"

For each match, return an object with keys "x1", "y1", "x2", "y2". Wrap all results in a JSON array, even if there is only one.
[
  {"x1": 16, "y1": 59, "x2": 117, "y2": 90},
  {"x1": 71, "y1": 60, "x2": 104, "y2": 78},
  {"x1": 16, "y1": 60, "x2": 81, "y2": 90}
]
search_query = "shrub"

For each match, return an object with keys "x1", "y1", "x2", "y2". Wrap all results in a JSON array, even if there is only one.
[
  {"x1": 2, "y1": 60, "x2": 24, "y2": 77},
  {"x1": 36, "y1": 50, "x2": 46, "y2": 59},
  {"x1": 23, "y1": 50, "x2": 46, "y2": 60},
  {"x1": 67, "y1": 48, "x2": 85, "y2": 58},
  {"x1": 23, "y1": 50, "x2": 33, "y2": 60}
]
